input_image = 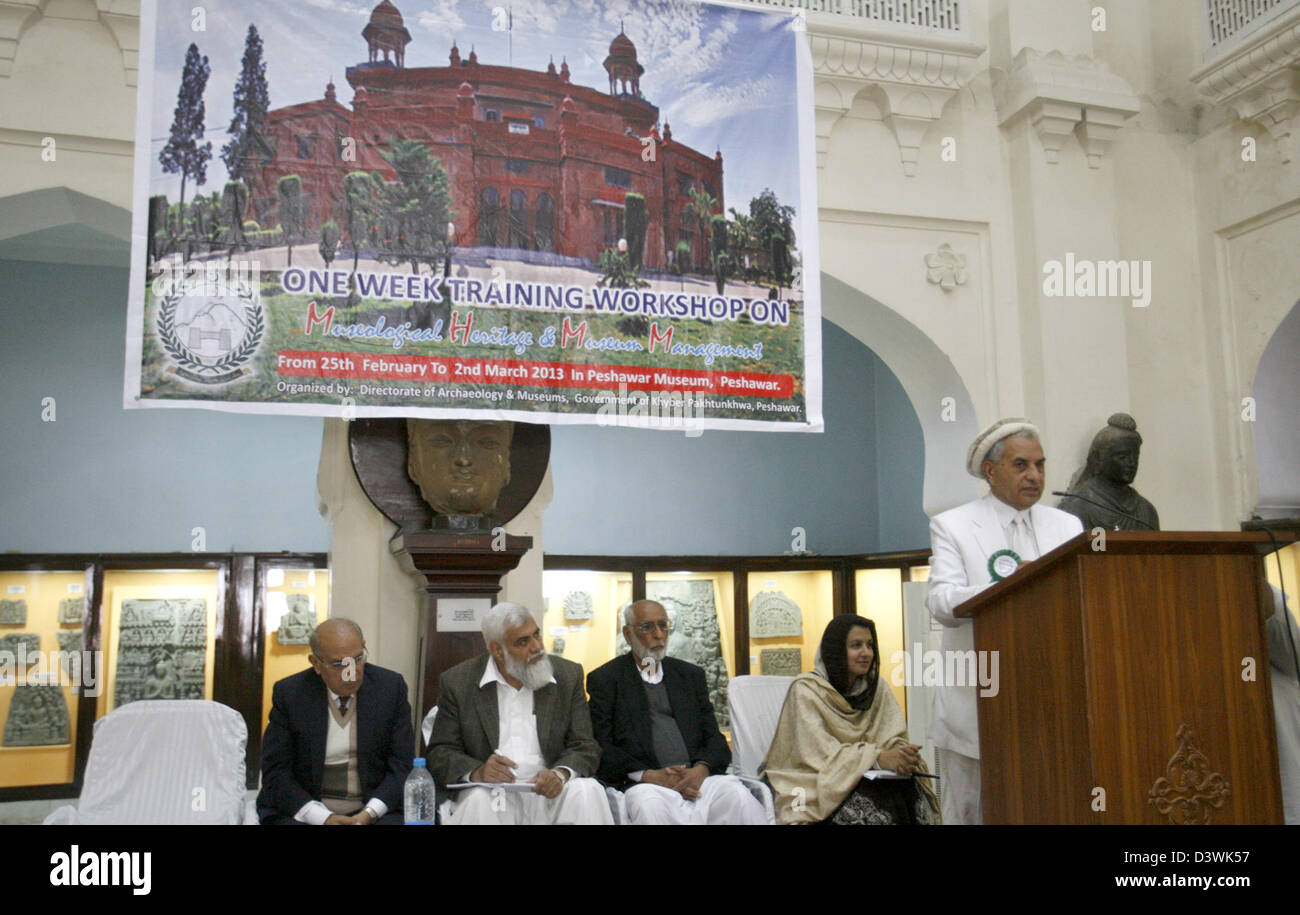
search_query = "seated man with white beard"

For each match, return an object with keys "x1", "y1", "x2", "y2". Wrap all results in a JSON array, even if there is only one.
[
  {"x1": 428, "y1": 602, "x2": 612, "y2": 825},
  {"x1": 588, "y1": 600, "x2": 767, "y2": 825}
]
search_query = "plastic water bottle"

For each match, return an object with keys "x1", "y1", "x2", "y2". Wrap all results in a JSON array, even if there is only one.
[{"x1": 404, "y1": 758, "x2": 437, "y2": 825}]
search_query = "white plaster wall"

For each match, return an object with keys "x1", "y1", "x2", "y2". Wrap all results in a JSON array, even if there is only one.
[
  {"x1": 1095, "y1": 4, "x2": 1234, "y2": 530},
  {"x1": 999, "y1": 0, "x2": 1097, "y2": 58},
  {"x1": 316, "y1": 420, "x2": 424, "y2": 691},
  {"x1": 1204, "y1": 203, "x2": 1300, "y2": 520},
  {"x1": 497, "y1": 464, "x2": 552, "y2": 622},
  {"x1": 813, "y1": 0, "x2": 1299, "y2": 532},
  {"x1": 820, "y1": 273, "x2": 982, "y2": 516},
  {"x1": 0, "y1": 0, "x2": 136, "y2": 209},
  {"x1": 1187, "y1": 77, "x2": 1300, "y2": 522},
  {"x1": 814, "y1": 52, "x2": 1025, "y2": 509}
]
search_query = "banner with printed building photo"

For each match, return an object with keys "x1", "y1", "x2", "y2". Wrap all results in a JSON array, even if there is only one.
[{"x1": 125, "y1": 0, "x2": 822, "y2": 432}]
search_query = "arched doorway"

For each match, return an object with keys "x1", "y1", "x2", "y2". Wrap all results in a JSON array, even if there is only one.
[
  {"x1": 1251, "y1": 298, "x2": 1300, "y2": 518},
  {"x1": 820, "y1": 273, "x2": 980, "y2": 517}
]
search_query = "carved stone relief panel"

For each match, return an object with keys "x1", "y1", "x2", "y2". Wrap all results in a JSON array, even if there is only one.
[
  {"x1": 58, "y1": 598, "x2": 84, "y2": 625},
  {"x1": 0, "y1": 633, "x2": 40, "y2": 657},
  {"x1": 645, "y1": 579, "x2": 731, "y2": 731},
  {"x1": 277, "y1": 593, "x2": 316, "y2": 646},
  {"x1": 760, "y1": 647, "x2": 803, "y2": 677},
  {"x1": 0, "y1": 599, "x2": 27, "y2": 625},
  {"x1": 55, "y1": 631, "x2": 82, "y2": 654},
  {"x1": 55, "y1": 630, "x2": 83, "y2": 687},
  {"x1": 750, "y1": 591, "x2": 802, "y2": 638},
  {"x1": 3, "y1": 685, "x2": 70, "y2": 746},
  {"x1": 562, "y1": 590, "x2": 594, "y2": 621},
  {"x1": 114, "y1": 599, "x2": 207, "y2": 706}
]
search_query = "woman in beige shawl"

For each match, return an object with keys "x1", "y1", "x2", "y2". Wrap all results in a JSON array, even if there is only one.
[{"x1": 761, "y1": 615, "x2": 940, "y2": 824}]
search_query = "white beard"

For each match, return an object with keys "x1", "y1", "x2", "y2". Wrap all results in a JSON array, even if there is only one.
[
  {"x1": 630, "y1": 640, "x2": 666, "y2": 663},
  {"x1": 629, "y1": 640, "x2": 666, "y2": 675},
  {"x1": 505, "y1": 651, "x2": 554, "y2": 691}
]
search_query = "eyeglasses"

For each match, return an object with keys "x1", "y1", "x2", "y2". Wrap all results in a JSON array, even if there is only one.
[
  {"x1": 634, "y1": 620, "x2": 672, "y2": 634},
  {"x1": 318, "y1": 650, "x2": 367, "y2": 670}
]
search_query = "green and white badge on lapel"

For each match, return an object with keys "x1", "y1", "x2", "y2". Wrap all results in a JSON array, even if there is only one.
[{"x1": 987, "y1": 549, "x2": 1022, "y2": 582}]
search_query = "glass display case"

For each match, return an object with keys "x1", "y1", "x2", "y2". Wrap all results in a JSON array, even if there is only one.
[
  {"x1": 542, "y1": 553, "x2": 934, "y2": 741},
  {"x1": 854, "y1": 568, "x2": 906, "y2": 714},
  {"x1": 260, "y1": 563, "x2": 331, "y2": 739},
  {"x1": 0, "y1": 552, "x2": 325, "y2": 799},
  {"x1": 540, "y1": 569, "x2": 632, "y2": 677},
  {"x1": 97, "y1": 567, "x2": 223, "y2": 718},
  {"x1": 745, "y1": 569, "x2": 834, "y2": 679},
  {"x1": 646, "y1": 571, "x2": 735, "y2": 729},
  {"x1": 0, "y1": 569, "x2": 89, "y2": 788}
]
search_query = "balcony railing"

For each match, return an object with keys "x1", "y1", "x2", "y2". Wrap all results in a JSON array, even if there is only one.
[
  {"x1": 732, "y1": 0, "x2": 964, "y2": 33},
  {"x1": 1203, "y1": 0, "x2": 1296, "y2": 54}
]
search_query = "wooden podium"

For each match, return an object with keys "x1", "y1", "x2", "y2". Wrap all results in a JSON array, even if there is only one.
[{"x1": 955, "y1": 531, "x2": 1291, "y2": 824}]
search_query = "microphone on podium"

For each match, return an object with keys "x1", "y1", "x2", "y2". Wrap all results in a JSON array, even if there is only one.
[{"x1": 1049, "y1": 491, "x2": 1157, "y2": 530}]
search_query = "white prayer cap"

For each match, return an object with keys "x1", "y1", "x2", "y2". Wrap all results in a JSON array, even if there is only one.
[{"x1": 966, "y1": 417, "x2": 1040, "y2": 478}]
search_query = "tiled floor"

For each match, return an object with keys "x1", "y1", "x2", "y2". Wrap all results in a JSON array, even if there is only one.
[
  {"x1": 0, "y1": 799, "x2": 64, "y2": 825},
  {"x1": 0, "y1": 790, "x2": 260, "y2": 824}
]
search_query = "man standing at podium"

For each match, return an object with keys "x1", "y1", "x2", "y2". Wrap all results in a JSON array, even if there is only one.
[{"x1": 925, "y1": 418, "x2": 1084, "y2": 824}]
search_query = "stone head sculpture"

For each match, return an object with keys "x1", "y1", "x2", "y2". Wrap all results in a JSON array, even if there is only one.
[
  {"x1": 1082, "y1": 413, "x2": 1142, "y2": 486},
  {"x1": 406, "y1": 419, "x2": 515, "y2": 517}
]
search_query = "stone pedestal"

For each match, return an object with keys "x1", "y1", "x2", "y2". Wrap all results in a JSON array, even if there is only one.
[{"x1": 393, "y1": 530, "x2": 531, "y2": 732}]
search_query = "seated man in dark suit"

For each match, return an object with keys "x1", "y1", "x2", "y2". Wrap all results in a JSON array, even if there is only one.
[
  {"x1": 257, "y1": 618, "x2": 413, "y2": 824},
  {"x1": 428, "y1": 601, "x2": 611, "y2": 824},
  {"x1": 587, "y1": 599, "x2": 767, "y2": 825}
]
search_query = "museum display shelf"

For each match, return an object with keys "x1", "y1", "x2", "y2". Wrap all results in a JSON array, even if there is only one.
[
  {"x1": 258, "y1": 560, "x2": 331, "y2": 743},
  {"x1": 544, "y1": 551, "x2": 931, "y2": 686},
  {"x1": 0, "y1": 552, "x2": 324, "y2": 799},
  {"x1": 0, "y1": 568, "x2": 88, "y2": 790},
  {"x1": 540, "y1": 569, "x2": 633, "y2": 679}
]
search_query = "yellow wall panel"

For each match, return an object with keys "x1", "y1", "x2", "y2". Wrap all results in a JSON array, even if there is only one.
[{"x1": 260, "y1": 567, "x2": 331, "y2": 739}]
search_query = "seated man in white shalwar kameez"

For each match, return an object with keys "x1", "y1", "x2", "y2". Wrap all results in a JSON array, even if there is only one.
[{"x1": 428, "y1": 602, "x2": 612, "y2": 825}]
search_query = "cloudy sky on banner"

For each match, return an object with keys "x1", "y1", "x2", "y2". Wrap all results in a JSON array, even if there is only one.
[{"x1": 148, "y1": 0, "x2": 803, "y2": 220}]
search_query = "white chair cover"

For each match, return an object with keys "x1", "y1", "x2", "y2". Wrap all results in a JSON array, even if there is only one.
[
  {"x1": 727, "y1": 675, "x2": 795, "y2": 777},
  {"x1": 44, "y1": 700, "x2": 249, "y2": 825}
]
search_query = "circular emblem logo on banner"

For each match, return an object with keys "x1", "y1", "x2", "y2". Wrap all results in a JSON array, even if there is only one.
[
  {"x1": 157, "y1": 283, "x2": 264, "y2": 385},
  {"x1": 987, "y1": 549, "x2": 1022, "y2": 582}
]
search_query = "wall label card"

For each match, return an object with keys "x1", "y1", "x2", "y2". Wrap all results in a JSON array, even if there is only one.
[{"x1": 436, "y1": 598, "x2": 492, "y2": 633}]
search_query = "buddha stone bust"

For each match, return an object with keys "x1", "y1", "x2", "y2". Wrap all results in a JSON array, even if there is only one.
[
  {"x1": 1059, "y1": 413, "x2": 1160, "y2": 531},
  {"x1": 406, "y1": 419, "x2": 515, "y2": 527},
  {"x1": 277, "y1": 596, "x2": 315, "y2": 646}
]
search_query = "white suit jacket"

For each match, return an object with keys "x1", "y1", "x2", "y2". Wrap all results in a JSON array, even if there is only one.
[{"x1": 925, "y1": 494, "x2": 1084, "y2": 758}]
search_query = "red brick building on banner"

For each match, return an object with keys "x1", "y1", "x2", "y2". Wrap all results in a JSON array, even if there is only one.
[{"x1": 254, "y1": 0, "x2": 724, "y2": 270}]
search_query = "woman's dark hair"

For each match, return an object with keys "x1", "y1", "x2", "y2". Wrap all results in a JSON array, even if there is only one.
[{"x1": 819, "y1": 614, "x2": 879, "y2": 710}]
